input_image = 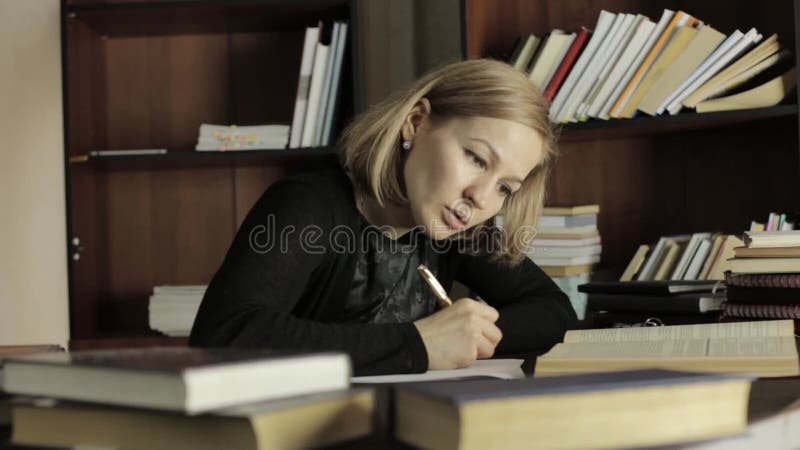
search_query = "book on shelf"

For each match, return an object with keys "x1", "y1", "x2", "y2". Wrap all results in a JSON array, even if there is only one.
[
  {"x1": 541, "y1": 204, "x2": 600, "y2": 215},
  {"x1": 527, "y1": 30, "x2": 574, "y2": 89},
  {"x1": 535, "y1": 319, "x2": 800, "y2": 378},
  {"x1": 532, "y1": 235, "x2": 601, "y2": 247},
  {"x1": 653, "y1": 239, "x2": 684, "y2": 280},
  {"x1": 149, "y1": 285, "x2": 206, "y2": 337},
  {"x1": 683, "y1": 33, "x2": 784, "y2": 108},
  {"x1": 722, "y1": 303, "x2": 800, "y2": 320},
  {"x1": 586, "y1": 14, "x2": 654, "y2": 118},
  {"x1": 728, "y1": 257, "x2": 800, "y2": 274},
  {"x1": 706, "y1": 235, "x2": 745, "y2": 280},
  {"x1": 619, "y1": 244, "x2": 649, "y2": 281},
  {"x1": 618, "y1": 14, "x2": 702, "y2": 118},
  {"x1": 195, "y1": 124, "x2": 290, "y2": 151},
  {"x1": 527, "y1": 244, "x2": 601, "y2": 258},
  {"x1": 743, "y1": 230, "x2": 800, "y2": 248},
  {"x1": 509, "y1": 33, "x2": 541, "y2": 71},
  {"x1": 528, "y1": 254, "x2": 601, "y2": 267},
  {"x1": 726, "y1": 272, "x2": 800, "y2": 288},
  {"x1": 537, "y1": 212, "x2": 597, "y2": 228},
  {"x1": 395, "y1": 369, "x2": 752, "y2": 450},
  {"x1": 352, "y1": 359, "x2": 524, "y2": 384},
  {"x1": 637, "y1": 234, "x2": 691, "y2": 281},
  {"x1": 574, "y1": 13, "x2": 639, "y2": 120},
  {"x1": 301, "y1": 28, "x2": 330, "y2": 147},
  {"x1": 672, "y1": 232, "x2": 713, "y2": 280},
  {"x1": 698, "y1": 234, "x2": 726, "y2": 280},
  {"x1": 289, "y1": 24, "x2": 320, "y2": 148},
  {"x1": 587, "y1": 292, "x2": 725, "y2": 315},
  {"x1": 2, "y1": 347, "x2": 351, "y2": 414},
  {"x1": 12, "y1": 389, "x2": 374, "y2": 450},
  {"x1": 541, "y1": 263, "x2": 596, "y2": 277},
  {"x1": 320, "y1": 21, "x2": 349, "y2": 146},
  {"x1": 549, "y1": 10, "x2": 616, "y2": 122},
  {"x1": 543, "y1": 27, "x2": 590, "y2": 103},
  {"x1": 664, "y1": 27, "x2": 764, "y2": 115},
  {"x1": 608, "y1": 9, "x2": 686, "y2": 118},
  {"x1": 637, "y1": 25, "x2": 726, "y2": 116},
  {"x1": 579, "y1": 280, "x2": 720, "y2": 295},
  {"x1": 695, "y1": 66, "x2": 796, "y2": 113}
]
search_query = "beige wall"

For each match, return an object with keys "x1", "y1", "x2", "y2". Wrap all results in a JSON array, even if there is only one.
[{"x1": 0, "y1": 0, "x2": 69, "y2": 347}]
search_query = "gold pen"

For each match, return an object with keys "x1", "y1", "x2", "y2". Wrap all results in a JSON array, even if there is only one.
[{"x1": 417, "y1": 264, "x2": 453, "y2": 308}]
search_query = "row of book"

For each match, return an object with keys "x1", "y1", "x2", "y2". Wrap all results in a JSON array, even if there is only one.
[
  {"x1": 289, "y1": 21, "x2": 349, "y2": 149},
  {"x1": 527, "y1": 204, "x2": 601, "y2": 319},
  {"x1": 2, "y1": 336, "x2": 800, "y2": 449},
  {"x1": 510, "y1": 9, "x2": 795, "y2": 123},
  {"x1": 195, "y1": 124, "x2": 290, "y2": 151}
]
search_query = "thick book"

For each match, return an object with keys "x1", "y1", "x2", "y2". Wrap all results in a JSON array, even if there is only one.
[
  {"x1": 395, "y1": 369, "x2": 752, "y2": 450},
  {"x1": 289, "y1": 25, "x2": 320, "y2": 148},
  {"x1": 727, "y1": 284, "x2": 800, "y2": 304},
  {"x1": 726, "y1": 272, "x2": 800, "y2": 288},
  {"x1": 543, "y1": 27, "x2": 590, "y2": 102},
  {"x1": 12, "y1": 389, "x2": 373, "y2": 450},
  {"x1": 587, "y1": 292, "x2": 724, "y2": 315},
  {"x1": 2, "y1": 347, "x2": 350, "y2": 414},
  {"x1": 723, "y1": 303, "x2": 800, "y2": 320},
  {"x1": 696, "y1": 67, "x2": 796, "y2": 113},
  {"x1": 579, "y1": 280, "x2": 719, "y2": 295},
  {"x1": 541, "y1": 204, "x2": 600, "y2": 215},
  {"x1": 535, "y1": 320, "x2": 800, "y2": 378},
  {"x1": 728, "y1": 257, "x2": 800, "y2": 274}
]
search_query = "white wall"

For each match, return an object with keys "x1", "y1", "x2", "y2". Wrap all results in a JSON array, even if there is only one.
[{"x1": 0, "y1": 0, "x2": 69, "y2": 347}]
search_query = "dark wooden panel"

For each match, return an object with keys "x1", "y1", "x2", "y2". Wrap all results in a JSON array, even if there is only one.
[
  {"x1": 464, "y1": 0, "x2": 796, "y2": 59},
  {"x1": 65, "y1": 17, "x2": 107, "y2": 155},
  {"x1": 103, "y1": 33, "x2": 229, "y2": 152},
  {"x1": 101, "y1": 167, "x2": 234, "y2": 333},
  {"x1": 230, "y1": 31, "x2": 305, "y2": 125}
]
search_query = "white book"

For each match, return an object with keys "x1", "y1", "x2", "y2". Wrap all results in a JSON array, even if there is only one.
[
  {"x1": 657, "y1": 30, "x2": 745, "y2": 114},
  {"x1": 637, "y1": 234, "x2": 691, "y2": 281},
  {"x1": 549, "y1": 10, "x2": 616, "y2": 122},
  {"x1": 665, "y1": 28, "x2": 761, "y2": 115},
  {"x1": 557, "y1": 12, "x2": 624, "y2": 123},
  {"x1": 2, "y1": 348, "x2": 351, "y2": 414},
  {"x1": 313, "y1": 22, "x2": 340, "y2": 146},
  {"x1": 588, "y1": 17, "x2": 655, "y2": 118},
  {"x1": 301, "y1": 42, "x2": 330, "y2": 147},
  {"x1": 321, "y1": 22, "x2": 349, "y2": 145},
  {"x1": 683, "y1": 238, "x2": 712, "y2": 280},
  {"x1": 529, "y1": 254, "x2": 601, "y2": 266},
  {"x1": 671, "y1": 232, "x2": 712, "y2": 280},
  {"x1": 527, "y1": 244, "x2": 602, "y2": 258},
  {"x1": 532, "y1": 236, "x2": 602, "y2": 247},
  {"x1": 575, "y1": 13, "x2": 637, "y2": 120},
  {"x1": 602, "y1": 9, "x2": 675, "y2": 119},
  {"x1": 289, "y1": 26, "x2": 320, "y2": 148}
]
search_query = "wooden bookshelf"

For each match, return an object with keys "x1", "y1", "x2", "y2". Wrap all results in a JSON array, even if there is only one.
[
  {"x1": 462, "y1": 0, "x2": 800, "y2": 270},
  {"x1": 62, "y1": 0, "x2": 359, "y2": 345}
]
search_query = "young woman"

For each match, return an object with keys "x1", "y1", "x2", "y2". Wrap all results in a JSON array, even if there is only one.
[{"x1": 189, "y1": 59, "x2": 578, "y2": 375}]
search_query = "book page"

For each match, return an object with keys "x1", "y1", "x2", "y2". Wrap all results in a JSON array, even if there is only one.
[
  {"x1": 546, "y1": 336, "x2": 797, "y2": 360},
  {"x1": 564, "y1": 320, "x2": 794, "y2": 344},
  {"x1": 350, "y1": 359, "x2": 524, "y2": 384}
]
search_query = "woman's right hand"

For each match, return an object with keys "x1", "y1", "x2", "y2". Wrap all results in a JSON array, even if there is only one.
[{"x1": 413, "y1": 298, "x2": 503, "y2": 370}]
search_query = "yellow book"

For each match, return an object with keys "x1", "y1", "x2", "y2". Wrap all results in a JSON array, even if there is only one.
[
  {"x1": 542, "y1": 204, "x2": 600, "y2": 215},
  {"x1": 541, "y1": 264, "x2": 594, "y2": 277},
  {"x1": 698, "y1": 234, "x2": 725, "y2": 279},
  {"x1": 652, "y1": 240, "x2": 681, "y2": 280},
  {"x1": 608, "y1": 11, "x2": 690, "y2": 117},
  {"x1": 536, "y1": 320, "x2": 800, "y2": 378},
  {"x1": 683, "y1": 34, "x2": 780, "y2": 108},
  {"x1": 619, "y1": 244, "x2": 650, "y2": 281},
  {"x1": 638, "y1": 25, "x2": 725, "y2": 115},
  {"x1": 620, "y1": 23, "x2": 700, "y2": 118},
  {"x1": 696, "y1": 67, "x2": 795, "y2": 113},
  {"x1": 706, "y1": 235, "x2": 744, "y2": 280}
]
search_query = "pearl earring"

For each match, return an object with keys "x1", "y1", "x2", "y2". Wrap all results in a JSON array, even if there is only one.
[{"x1": 402, "y1": 140, "x2": 412, "y2": 150}]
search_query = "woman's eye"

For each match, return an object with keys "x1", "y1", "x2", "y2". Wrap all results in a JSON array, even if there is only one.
[
  {"x1": 466, "y1": 150, "x2": 487, "y2": 169},
  {"x1": 499, "y1": 184, "x2": 512, "y2": 196}
]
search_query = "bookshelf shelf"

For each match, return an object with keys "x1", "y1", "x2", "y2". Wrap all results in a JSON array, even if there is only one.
[
  {"x1": 71, "y1": 146, "x2": 339, "y2": 169},
  {"x1": 559, "y1": 104, "x2": 798, "y2": 142}
]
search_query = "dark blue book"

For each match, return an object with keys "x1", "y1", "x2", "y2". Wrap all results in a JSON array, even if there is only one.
[{"x1": 395, "y1": 369, "x2": 752, "y2": 450}]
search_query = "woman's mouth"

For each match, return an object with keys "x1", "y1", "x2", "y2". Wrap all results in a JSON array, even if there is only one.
[{"x1": 443, "y1": 207, "x2": 468, "y2": 230}]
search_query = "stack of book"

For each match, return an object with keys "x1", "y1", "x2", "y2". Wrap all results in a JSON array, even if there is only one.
[
  {"x1": 723, "y1": 230, "x2": 800, "y2": 323},
  {"x1": 527, "y1": 204, "x2": 601, "y2": 318},
  {"x1": 509, "y1": 9, "x2": 795, "y2": 121},
  {"x1": 623, "y1": 232, "x2": 744, "y2": 282},
  {"x1": 148, "y1": 285, "x2": 206, "y2": 337},
  {"x1": 195, "y1": 124, "x2": 290, "y2": 151},
  {"x1": 290, "y1": 21, "x2": 349, "y2": 148},
  {"x1": 3, "y1": 347, "x2": 371, "y2": 450},
  {"x1": 580, "y1": 280, "x2": 724, "y2": 327},
  {"x1": 749, "y1": 211, "x2": 797, "y2": 232}
]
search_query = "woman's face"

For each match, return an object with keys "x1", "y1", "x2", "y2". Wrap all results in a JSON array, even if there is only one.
[{"x1": 402, "y1": 108, "x2": 544, "y2": 241}]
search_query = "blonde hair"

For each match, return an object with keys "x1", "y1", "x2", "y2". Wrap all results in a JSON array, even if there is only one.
[{"x1": 340, "y1": 59, "x2": 557, "y2": 265}]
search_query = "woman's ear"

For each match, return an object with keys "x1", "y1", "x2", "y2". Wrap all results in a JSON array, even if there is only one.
[{"x1": 401, "y1": 98, "x2": 432, "y2": 141}]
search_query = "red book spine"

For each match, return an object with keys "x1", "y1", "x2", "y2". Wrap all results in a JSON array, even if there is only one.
[{"x1": 543, "y1": 27, "x2": 590, "y2": 103}]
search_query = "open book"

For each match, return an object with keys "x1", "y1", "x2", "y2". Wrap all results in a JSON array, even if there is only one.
[{"x1": 536, "y1": 320, "x2": 799, "y2": 378}]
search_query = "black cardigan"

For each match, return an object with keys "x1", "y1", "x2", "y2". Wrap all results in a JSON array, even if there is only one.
[{"x1": 189, "y1": 166, "x2": 577, "y2": 375}]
